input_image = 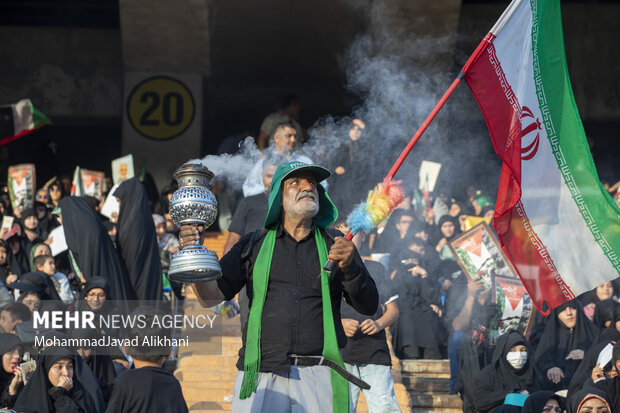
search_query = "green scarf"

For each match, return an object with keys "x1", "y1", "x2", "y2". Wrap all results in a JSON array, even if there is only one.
[{"x1": 239, "y1": 227, "x2": 349, "y2": 412}]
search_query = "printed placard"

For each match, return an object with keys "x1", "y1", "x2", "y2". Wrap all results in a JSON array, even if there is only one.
[
  {"x1": 81, "y1": 169, "x2": 105, "y2": 198},
  {"x1": 8, "y1": 164, "x2": 36, "y2": 211},
  {"x1": 419, "y1": 160, "x2": 442, "y2": 193},
  {"x1": 20, "y1": 360, "x2": 36, "y2": 385},
  {"x1": 111, "y1": 155, "x2": 134, "y2": 185},
  {"x1": 492, "y1": 275, "x2": 534, "y2": 342}
]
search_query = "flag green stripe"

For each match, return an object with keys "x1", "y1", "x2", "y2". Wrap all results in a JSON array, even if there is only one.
[
  {"x1": 28, "y1": 101, "x2": 51, "y2": 127},
  {"x1": 531, "y1": 0, "x2": 620, "y2": 272}
]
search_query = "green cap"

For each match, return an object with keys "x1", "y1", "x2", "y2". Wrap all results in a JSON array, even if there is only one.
[
  {"x1": 264, "y1": 161, "x2": 338, "y2": 229},
  {"x1": 475, "y1": 195, "x2": 495, "y2": 208}
]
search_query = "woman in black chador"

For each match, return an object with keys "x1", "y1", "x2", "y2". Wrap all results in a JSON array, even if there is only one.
[
  {"x1": 0, "y1": 333, "x2": 23, "y2": 409},
  {"x1": 113, "y1": 178, "x2": 162, "y2": 301},
  {"x1": 390, "y1": 250, "x2": 444, "y2": 359},
  {"x1": 534, "y1": 300, "x2": 599, "y2": 391},
  {"x1": 473, "y1": 330, "x2": 540, "y2": 412},
  {"x1": 14, "y1": 347, "x2": 98, "y2": 413},
  {"x1": 60, "y1": 196, "x2": 136, "y2": 302}
]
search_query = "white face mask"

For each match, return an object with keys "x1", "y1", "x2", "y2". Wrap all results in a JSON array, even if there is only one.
[{"x1": 506, "y1": 351, "x2": 528, "y2": 369}]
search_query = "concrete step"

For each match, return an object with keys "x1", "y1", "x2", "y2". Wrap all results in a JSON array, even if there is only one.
[
  {"x1": 400, "y1": 359, "x2": 450, "y2": 378},
  {"x1": 413, "y1": 410, "x2": 462, "y2": 413},
  {"x1": 182, "y1": 379, "x2": 236, "y2": 390},
  {"x1": 189, "y1": 409, "x2": 230, "y2": 413},
  {"x1": 187, "y1": 401, "x2": 232, "y2": 411},
  {"x1": 182, "y1": 385, "x2": 235, "y2": 403},
  {"x1": 401, "y1": 376, "x2": 450, "y2": 393},
  {"x1": 409, "y1": 393, "x2": 462, "y2": 409},
  {"x1": 176, "y1": 369, "x2": 237, "y2": 382},
  {"x1": 178, "y1": 355, "x2": 239, "y2": 370}
]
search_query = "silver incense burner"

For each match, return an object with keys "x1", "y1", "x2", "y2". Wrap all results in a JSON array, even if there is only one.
[{"x1": 167, "y1": 163, "x2": 222, "y2": 283}]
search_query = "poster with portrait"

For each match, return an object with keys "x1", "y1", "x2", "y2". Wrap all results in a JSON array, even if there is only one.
[
  {"x1": 20, "y1": 360, "x2": 36, "y2": 385},
  {"x1": 111, "y1": 155, "x2": 134, "y2": 185},
  {"x1": 448, "y1": 222, "x2": 534, "y2": 343},
  {"x1": 8, "y1": 163, "x2": 36, "y2": 211},
  {"x1": 1, "y1": 216, "x2": 14, "y2": 238},
  {"x1": 80, "y1": 169, "x2": 105, "y2": 198}
]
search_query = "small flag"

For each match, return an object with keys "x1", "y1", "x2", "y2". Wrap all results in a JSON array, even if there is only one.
[
  {"x1": 0, "y1": 99, "x2": 50, "y2": 146},
  {"x1": 71, "y1": 166, "x2": 83, "y2": 196}
]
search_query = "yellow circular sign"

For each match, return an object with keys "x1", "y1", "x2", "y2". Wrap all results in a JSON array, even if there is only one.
[{"x1": 127, "y1": 76, "x2": 195, "y2": 140}]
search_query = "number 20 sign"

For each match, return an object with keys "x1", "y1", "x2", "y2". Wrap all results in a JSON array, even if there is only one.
[{"x1": 127, "y1": 76, "x2": 195, "y2": 140}]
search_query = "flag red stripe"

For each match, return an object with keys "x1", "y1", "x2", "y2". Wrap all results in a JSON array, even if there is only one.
[
  {"x1": 465, "y1": 40, "x2": 573, "y2": 313},
  {"x1": 0, "y1": 126, "x2": 43, "y2": 147}
]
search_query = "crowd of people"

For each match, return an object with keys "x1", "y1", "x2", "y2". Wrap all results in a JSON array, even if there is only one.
[
  {"x1": 0, "y1": 92, "x2": 619, "y2": 412},
  {"x1": 0, "y1": 174, "x2": 188, "y2": 412}
]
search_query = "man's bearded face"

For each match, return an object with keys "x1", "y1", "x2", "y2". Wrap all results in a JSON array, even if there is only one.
[{"x1": 281, "y1": 172, "x2": 319, "y2": 220}]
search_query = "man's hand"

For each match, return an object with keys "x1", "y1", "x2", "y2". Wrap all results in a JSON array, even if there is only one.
[
  {"x1": 328, "y1": 237, "x2": 355, "y2": 270},
  {"x1": 436, "y1": 237, "x2": 448, "y2": 252},
  {"x1": 179, "y1": 224, "x2": 204, "y2": 248},
  {"x1": 547, "y1": 367, "x2": 564, "y2": 384},
  {"x1": 467, "y1": 278, "x2": 484, "y2": 298},
  {"x1": 566, "y1": 349, "x2": 584, "y2": 360},
  {"x1": 592, "y1": 364, "x2": 605, "y2": 382},
  {"x1": 408, "y1": 265, "x2": 428, "y2": 278},
  {"x1": 430, "y1": 304, "x2": 442, "y2": 318},
  {"x1": 342, "y1": 318, "x2": 360, "y2": 337},
  {"x1": 360, "y1": 319, "x2": 381, "y2": 335}
]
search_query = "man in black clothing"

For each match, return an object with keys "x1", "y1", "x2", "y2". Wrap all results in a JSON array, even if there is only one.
[
  {"x1": 224, "y1": 154, "x2": 284, "y2": 330},
  {"x1": 181, "y1": 161, "x2": 378, "y2": 412},
  {"x1": 223, "y1": 156, "x2": 282, "y2": 253},
  {"x1": 444, "y1": 271, "x2": 495, "y2": 412}
]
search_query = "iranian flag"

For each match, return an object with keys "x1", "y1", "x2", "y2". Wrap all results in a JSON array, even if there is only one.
[
  {"x1": 0, "y1": 99, "x2": 51, "y2": 146},
  {"x1": 464, "y1": 0, "x2": 620, "y2": 312}
]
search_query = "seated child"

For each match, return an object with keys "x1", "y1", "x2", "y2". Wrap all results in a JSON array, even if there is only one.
[{"x1": 34, "y1": 255, "x2": 73, "y2": 304}]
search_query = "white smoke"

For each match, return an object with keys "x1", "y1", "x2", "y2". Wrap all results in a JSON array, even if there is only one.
[{"x1": 192, "y1": 1, "x2": 501, "y2": 202}]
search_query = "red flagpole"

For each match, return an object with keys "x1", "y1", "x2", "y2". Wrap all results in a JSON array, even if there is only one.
[{"x1": 385, "y1": 34, "x2": 493, "y2": 180}]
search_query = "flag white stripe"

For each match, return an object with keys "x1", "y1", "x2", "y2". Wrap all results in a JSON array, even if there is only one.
[
  {"x1": 491, "y1": 0, "x2": 615, "y2": 293},
  {"x1": 12, "y1": 99, "x2": 34, "y2": 135}
]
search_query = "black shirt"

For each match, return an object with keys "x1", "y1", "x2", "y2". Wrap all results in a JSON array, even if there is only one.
[
  {"x1": 340, "y1": 259, "x2": 397, "y2": 366},
  {"x1": 217, "y1": 225, "x2": 379, "y2": 373},
  {"x1": 105, "y1": 366, "x2": 188, "y2": 413},
  {"x1": 228, "y1": 192, "x2": 269, "y2": 236}
]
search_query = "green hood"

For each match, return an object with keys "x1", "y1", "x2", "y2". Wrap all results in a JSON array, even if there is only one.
[{"x1": 264, "y1": 161, "x2": 338, "y2": 229}]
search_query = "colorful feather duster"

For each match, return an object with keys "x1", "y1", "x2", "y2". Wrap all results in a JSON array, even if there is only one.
[{"x1": 347, "y1": 178, "x2": 405, "y2": 235}]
